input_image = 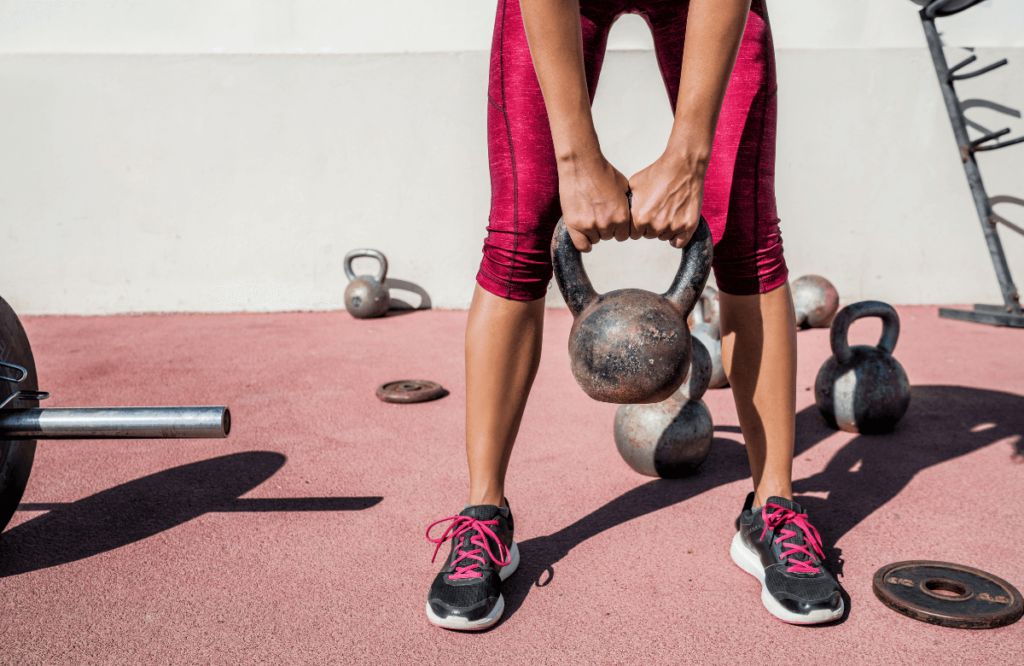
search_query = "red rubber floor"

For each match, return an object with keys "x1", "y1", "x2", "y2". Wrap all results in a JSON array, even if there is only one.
[{"x1": 2, "y1": 306, "x2": 1022, "y2": 663}]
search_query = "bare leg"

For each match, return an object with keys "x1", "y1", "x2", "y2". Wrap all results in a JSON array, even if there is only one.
[
  {"x1": 465, "y1": 284, "x2": 546, "y2": 507},
  {"x1": 719, "y1": 282, "x2": 797, "y2": 508}
]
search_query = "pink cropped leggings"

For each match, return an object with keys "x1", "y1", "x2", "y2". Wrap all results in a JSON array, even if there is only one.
[{"x1": 477, "y1": 0, "x2": 787, "y2": 300}]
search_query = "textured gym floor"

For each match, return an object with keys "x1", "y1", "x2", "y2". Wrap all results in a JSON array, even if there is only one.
[{"x1": 1, "y1": 306, "x2": 1022, "y2": 663}]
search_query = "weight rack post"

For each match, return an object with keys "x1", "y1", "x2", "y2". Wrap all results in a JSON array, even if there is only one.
[
  {"x1": 920, "y1": 0, "x2": 1024, "y2": 327},
  {"x1": 0, "y1": 406, "x2": 230, "y2": 440}
]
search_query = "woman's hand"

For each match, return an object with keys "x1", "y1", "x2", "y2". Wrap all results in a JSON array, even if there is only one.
[
  {"x1": 559, "y1": 153, "x2": 632, "y2": 252},
  {"x1": 627, "y1": 149, "x2": 709, "y2": 249}
]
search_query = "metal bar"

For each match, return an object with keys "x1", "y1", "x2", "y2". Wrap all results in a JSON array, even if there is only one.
[
  {"x1": 939, "y1": 308, "x2": 1024, "y2": 328},
  {"x1": 948, "y1": 55, "x2": 977, "y2": 76},
  {"x1": 0, "y1": 406, "x2": 230, "y2": 439},
  {"x1": 925, "y1": 0, "x2": 960, "y2": 19},
  {"x1": 950, "y1": 58, "x2": 1008, "y2": 81},
  {"x1": 974, "y1": 134, "x2": 1024, "y2": 153},
  {"x1": 969, "y1": 128, "x2": 1010, "y2": 148},
  {"x1": 921, "y1": 12, "x2": 1023, "y2": 317},
  {"x1": 973, "y1": 304, "x2": 1010, "y2": 314}
]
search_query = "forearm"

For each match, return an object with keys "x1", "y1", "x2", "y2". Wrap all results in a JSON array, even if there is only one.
[
  {"x1": 520, "y1": 0, "x2": 600, "y2": 163},
  {"x1": 668, "y1": 0, "x2": 751, "y2": 161}
]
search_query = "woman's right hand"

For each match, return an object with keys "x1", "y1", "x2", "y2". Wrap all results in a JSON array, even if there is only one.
[{"x1": 557, "y1": 153, "x2": 633, "y2": 252}]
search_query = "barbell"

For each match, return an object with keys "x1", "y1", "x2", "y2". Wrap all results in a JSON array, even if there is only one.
[{"x1": 0, "y1": 295, "x2": 230, "y2": 535}]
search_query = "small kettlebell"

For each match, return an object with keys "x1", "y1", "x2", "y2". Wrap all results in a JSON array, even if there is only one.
[
  {"x1": 814, "y1": 301, "x2": 910, "y2": 434},
  {"x1": 614, "y1": 337, "x2": 714, "y2": 478},
  {"x1": 792, "y1": 275, "x2": 839, "y2": 329},
  {"x1": 552, "y1": 217, "x2": 713, "y2": 404},
  {"x1": 344, "y1": 249, "x2": 391, "y2": 319}
]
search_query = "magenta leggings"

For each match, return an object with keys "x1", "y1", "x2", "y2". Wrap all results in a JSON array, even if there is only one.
[{"x1": 478, "y1": 0, "x2": 787, "y2": 300}]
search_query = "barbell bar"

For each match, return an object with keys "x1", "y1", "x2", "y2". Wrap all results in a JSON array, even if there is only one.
[{"x1": 0, "y1": 406, "x2": 230, "y2": 440}]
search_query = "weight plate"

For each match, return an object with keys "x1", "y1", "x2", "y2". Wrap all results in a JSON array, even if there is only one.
[
  {"x1": 375, "y1": 380, "x2": 446, "y2": 404},
  {"x1": 873, "y1": 560, "x2": 1024, "y2": 629},
  {"x1": 0, "y1": 296, "x2": 40, "y2": 535}
]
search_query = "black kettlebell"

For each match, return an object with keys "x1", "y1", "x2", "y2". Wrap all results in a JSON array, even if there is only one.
[
  {"x1": 814, "y1": 301, "x2": 911, "y2": 434},
  {"x1": 551, "y1": 217, "x2": 713, "y2": 404},
  {"x1": 344, "y1": 249, "x2": 391, "y2": 319}
]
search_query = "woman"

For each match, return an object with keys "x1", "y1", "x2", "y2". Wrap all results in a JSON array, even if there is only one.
[{"x1": 424, "y1": 0, "x2": 843, "y2": 629}]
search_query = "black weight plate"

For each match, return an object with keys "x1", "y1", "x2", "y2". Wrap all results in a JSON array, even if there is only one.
[
  {"x1": 0, "y1": 296, "x2": 40, "y2": 535},
  {"x1": 873, "y1": 560, "x2": 1024, "y2": 629},
  {"x1": 375, "y1": 380, "x2": 446, "y2": 404}
]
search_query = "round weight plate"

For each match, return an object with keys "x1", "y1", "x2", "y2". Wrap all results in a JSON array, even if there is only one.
[
  {"x1": 873, "y1": 560, "x2": 1024, "y2": 629},
  {"x1": 375, "y1": 380, "x2": 446, "y2": 404},
  {"x1": 0, "y1": 295, "x2": 40, "y2": 535}
]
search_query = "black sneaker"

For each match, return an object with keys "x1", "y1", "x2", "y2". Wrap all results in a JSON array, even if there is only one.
[
  {"x1": 425, "y1": 502, "x2": 519, "y2": 630},
  {"x1": 730, "y1": 493, "x2": 843, "y2": 624}
]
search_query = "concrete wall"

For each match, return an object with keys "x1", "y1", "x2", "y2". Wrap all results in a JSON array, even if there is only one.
[{"x1": 1, "y1": 1, "x2": 1022, "y2": 314}]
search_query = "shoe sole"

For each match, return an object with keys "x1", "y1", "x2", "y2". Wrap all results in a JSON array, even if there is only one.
[
  {"x1": 729, "y1": 532, "x2": 844, "y2": 625},
  {"x1": 425, "y1": 540, "x2": 520, "y2": 631}
]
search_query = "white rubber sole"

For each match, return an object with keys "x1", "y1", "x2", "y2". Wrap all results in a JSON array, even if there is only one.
[
  {"x1": 426, "y1": 540, "x2": 520, "y2": 631},
  {"x1": 729, "y1": 532, "x2": 844, "y2": 625}
]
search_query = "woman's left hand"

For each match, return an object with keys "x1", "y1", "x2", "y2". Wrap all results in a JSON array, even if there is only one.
[{"x1": 627, "y1": 150, "x2": 709, "y2": 249}]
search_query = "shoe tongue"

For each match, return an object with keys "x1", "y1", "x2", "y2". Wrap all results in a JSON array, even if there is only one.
[
  {"x1": 459, "y1": 504, "x2": 507, "y2": 521},
  {"x1": 764, "y1": 497, "x2": 814, "y2": 565},
  {"x1": 765, "y1": 496, "x2": 803, "y2": 514}
]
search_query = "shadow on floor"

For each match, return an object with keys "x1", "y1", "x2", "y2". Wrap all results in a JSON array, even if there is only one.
[
  {"x1": 498, "y1": 385, "x2": 1024, "y2": 626},
  {"x1": 384, "y1": 278, "x2": 432, "y2": 316},
  {"x1": 0, "y1": 451, "x2": 382, "y2": 578}
]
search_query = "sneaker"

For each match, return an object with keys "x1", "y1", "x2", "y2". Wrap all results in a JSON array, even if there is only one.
[
  {"x1": 425, "y1": 502, "x2": 520, "y2": 630},
  {"x1": 730, "y1": 493, "x2": 844, "y2": 624}
]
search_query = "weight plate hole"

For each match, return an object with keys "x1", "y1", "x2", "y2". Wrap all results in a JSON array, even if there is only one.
[{"x1": 921, "y1": 578, "x2": 973, "y2": 601}]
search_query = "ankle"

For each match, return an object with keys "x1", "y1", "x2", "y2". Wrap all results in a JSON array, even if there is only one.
[
  {"x1": 467, "y1": 490, "x2": 506, "y2": 508},
  {"x1": 753, "y1": 488, "x2": 792, "y2": 509}
]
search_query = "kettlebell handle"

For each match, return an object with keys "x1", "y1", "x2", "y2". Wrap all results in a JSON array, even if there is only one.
[
  {"x1": 830, "y1": 300, "x2": 900, "y2": 365},
  {"x1": 344, "y1": 249, "x2": 388, "y2": 283},
  {"x1": 550, "y1": 217, "x2": 713, "y2": 317}
]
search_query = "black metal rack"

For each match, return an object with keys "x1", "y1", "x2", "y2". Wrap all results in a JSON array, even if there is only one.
[{"x1": 917, "y1": 0, "x2": 1024, "y2": 327}]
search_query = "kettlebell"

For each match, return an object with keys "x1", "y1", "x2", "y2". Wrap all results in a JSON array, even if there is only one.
[
  {"x1": 677, "y1": 335, "x2": 712, "y2": 402},
  {"x1": 814, "y1": 301, "x2": 910, "y2": 434},
  {"x1": 690, "y1": 285, "x2": 720, "y2": 339},
  {"x1": 614, "y1": 337, "x2": 714, "y2": 478},
  {"x1": 551, "y1": 217, "x2": 713, "y2": 404},
  {"x1": 344, "y1": 249, "x2": 391, "y2": 319},
  {"x1": 792, "y1": 275, "x2": 839, "y2": 329}
]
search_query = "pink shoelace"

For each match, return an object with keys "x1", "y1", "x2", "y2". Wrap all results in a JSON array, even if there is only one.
[
  {"x1": 426, "y1": 515, "x2": 511, "y2": 581},
  {"x1": 760, "y1": 503, "x2": 826, "y2": 574}
]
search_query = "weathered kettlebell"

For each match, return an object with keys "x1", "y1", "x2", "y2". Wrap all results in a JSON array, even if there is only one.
[
  {"x1": 690, "y1": 285, "x2": 720, "y2": 339},
  {"x1": 551, "y1": 217, "x2": 713, "y2": 404},
  {"x1": 792, "y1": 275, "x2": 839, "y2": 329},
  {"x1": 814, "y1": 301, "x2": 910, "y2": 434},
  {"x1": 691, "y1": 324, "x2": 728, "y2": 390},
  {"x1": 614, "y1": 337, "x2": 714, "y2": 478},
  {"x1": 344, "y1": 249, "x2": 391, "y2": 319},
  {"x1": 677, "y1": 335, "x2": 712, "y2": 402}
]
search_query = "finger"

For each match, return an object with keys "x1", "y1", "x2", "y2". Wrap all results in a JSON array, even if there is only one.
[
  {"x1": 598, "y1": 225, "x2": 616, "y2": 241},
  {"x1": 567, "y1": 225, "x2": 594, "y2": 253},
  {"x1": 614, "y1": 219, "x2": 631, "y2": 242},
  {"x1": 668, "y1": 227, "x2": 696, "y2": 249},
  {"x1": 629, "y1": 222, "x2": 644, "y2": 240}
]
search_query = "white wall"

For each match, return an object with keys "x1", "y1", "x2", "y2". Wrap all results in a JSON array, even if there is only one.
[{"x1": 1, "y1": 1, "x2": 1022, "y2": 314}]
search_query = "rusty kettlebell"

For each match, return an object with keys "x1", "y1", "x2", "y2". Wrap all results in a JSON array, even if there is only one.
[
  {"x1": 613, "y1": 336, "x2": 714, "y2": 478},
  {"x1": 792, "y1": 275, "x2": 839, "y2": 329},
  {"x1": 551, "y1": 217, "x2": 713, "y2": 404},
  {"x1": 344, "y1": 249, "x2": 391, "y2": 319},
  {"x1": 814, "y1": 301, "x2": 910, "y2": 434}
]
